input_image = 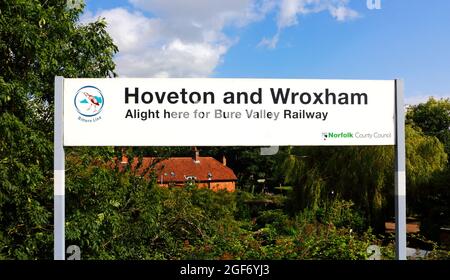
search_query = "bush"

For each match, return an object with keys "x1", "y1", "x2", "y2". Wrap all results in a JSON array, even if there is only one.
[
  {"x1": 255, "y1": 209, "x2": 294, "y2": 235},
  {"x1": 6, "y1": 149, "x2": 440, "y2": 260},
  {"x1": 65, "y1": 155, "x2": 219, "y2": 259},
  {"x1": 190, "y1": 188, "x2": 236, "y2": 221},
  {"x1": 295, "y1": 225, "x2": 376, "y2": 260},
  {"x1": 322, "y1": 200, "x2": 366, "y2": 232},
  {"x1": 295, "y1": 200, "x2": 366, "y2": 232}
]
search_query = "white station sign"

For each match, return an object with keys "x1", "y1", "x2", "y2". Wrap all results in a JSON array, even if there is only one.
[{"x1": 62, "y1": 78, "x2": 396, "y2": 146}]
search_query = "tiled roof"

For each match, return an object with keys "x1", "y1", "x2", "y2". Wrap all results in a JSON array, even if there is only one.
[{"x1": 128, "y1": 156, "x2": 237, "y2": 183}]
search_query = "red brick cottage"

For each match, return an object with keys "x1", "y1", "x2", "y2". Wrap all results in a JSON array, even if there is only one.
[{"x1": 121, "y1": 149, "x2": 237, "y2": 192}]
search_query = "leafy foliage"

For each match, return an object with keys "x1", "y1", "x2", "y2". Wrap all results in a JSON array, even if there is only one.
[
  {"x1": 65, "y1": 159, "x2": 381, "y2": 260},
  {"x1": 407, "y1": 98, "x2": 450, "y2": 155},
  {"x1": 279, "y1": 146, "x2": 394, "y2": 231},
  {"x1": 0, "y1": 0, "x2": 118, "y2": 259},
  {"x1": 0, "y1": 113, "x2": 52, "y2": 259},
  {"x1": 1, "y1": 1, "x2": 448, "y2": 260},
  {"x1": 200, "y1": 146, "x2": 283, "y2": 191},
  {"x1": 405, "y1": 125, "x2": 447, "y2": 188},
  {"x1": 278, "y1": 125, "x2": 448, "y2": 233},
  {"x1": 406, "y1": 98, "x2": 450, "y2": 240}
]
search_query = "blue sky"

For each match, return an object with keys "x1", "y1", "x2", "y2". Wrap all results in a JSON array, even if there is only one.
[{"x1": 82, "y1": 0, "x2": 450, "y2": 104}]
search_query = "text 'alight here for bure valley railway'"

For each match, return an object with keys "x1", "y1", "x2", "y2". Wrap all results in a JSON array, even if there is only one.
[{"x1": 123, "y1": 87, "x2": 368, "y2": 121}]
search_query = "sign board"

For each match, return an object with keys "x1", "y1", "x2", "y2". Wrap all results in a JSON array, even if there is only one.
[
  {"x1": 63, "y1": 78, "x2": 396, "y2": 146},
  {"x1": 55, "y1": 77, "x2": 406, "y2": 260}
]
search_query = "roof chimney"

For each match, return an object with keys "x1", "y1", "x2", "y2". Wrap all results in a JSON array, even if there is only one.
[
  {"x1": 222, "y1": 155, "x2": 227, "y2": 166},
  {"x1": 192, "y1": 147, "x2": 200, "y2": 163},
  {"x1": 120, "y1": 147, "x2": 128, "y2": 165},
  {"x1": 121, "y1": 155, "x2": 128, "y2": 165}
]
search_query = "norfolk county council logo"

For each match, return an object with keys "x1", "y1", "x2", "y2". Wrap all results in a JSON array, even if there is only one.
[
  {"x1": 74, "y1": 86, "x2": 104, "y2": 123},
  {"x1": 322, "y1": 132, "x2": 354, "y2": 140}
]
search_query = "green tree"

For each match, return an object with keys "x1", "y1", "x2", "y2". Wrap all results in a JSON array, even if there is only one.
[
  {"x1": 407, "y1": 98, "x2": 450, "y2": 155},
  {"x1": 419, "y1": 166, "x2": 450, "y2": 241},
  {"x1": 279, "y1": 125, "x2": 447, "y2": 232},
  {"x1": 200, "y1": 146, "x2": 284, "y2": 192},
  {"x1": 406, "y1": 125, "x2": 447, "y2": 205},
  {"x1": 279, "y1": 146, "x2": 393, "y2": 231},
  {"x1": 406, "y1": 98, "x2": 450, "y2": 241},
  {"x1": 0, "y1": 0, "x2": 118, "y2": 259}
]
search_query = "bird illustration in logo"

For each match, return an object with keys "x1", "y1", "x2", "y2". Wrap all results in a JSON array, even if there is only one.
[{"x1": 82, "y1": 92, "x2": 102, "y2": 113}]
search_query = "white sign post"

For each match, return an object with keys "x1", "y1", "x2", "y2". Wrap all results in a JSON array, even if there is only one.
[
  {"x1": 395, "y1": 80, "x2": 407, "y2": 260},
  {"x1": 54, "y1": 77, "x2": 406, "y2": 260},
  {"x1": 54, "y1": 76, "x2": 65, "y2": 260}
]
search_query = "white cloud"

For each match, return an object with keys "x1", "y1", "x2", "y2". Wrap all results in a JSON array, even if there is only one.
[
  {"x1": 275, "y1": 0, "x2": 359, "y2": 28},
  {"x1": 277, "y1": 0, "x2": 302, "y2": 28},
  {"x1": 258, "y1": 33, "x2": 280, "y2": 49},
  {"x1": 82, "y1": 0, "x2": 360, "y2": 77},
  {"x1": 82, "y1": 1, "x2": 274, "y2": 77},
  {"x1": 261, "y1": 0, "x2": 359, "y2": 48},
  {"x1": 329, "y1": 5, "x2": 359, "y2": 21},
  {"x1": 82, "y1": 8, "x2": 161, "y2": 54},
  {"x1": 115, "y1": 39, "x2": 228, "y2": 78}
]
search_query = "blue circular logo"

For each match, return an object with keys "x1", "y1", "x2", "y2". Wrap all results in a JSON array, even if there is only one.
[{"x1": 74, "y1": 86, "x2": 104, "y2": 117}]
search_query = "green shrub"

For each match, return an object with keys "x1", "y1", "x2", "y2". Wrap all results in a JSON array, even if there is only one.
[
  {"x1": 323, "y1": 200, "x2": 366, "y2": 232},
  {"x1": 255, "y1": 209, "x2": 294, "y2": 235},
  {"x1": 295, "y1": 225, "x2": 375, "y2": 260}
]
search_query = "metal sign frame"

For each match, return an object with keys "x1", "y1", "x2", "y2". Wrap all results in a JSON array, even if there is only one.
[{"x1": 53, "y1": 76, "x2": 406, "y2": 260}]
